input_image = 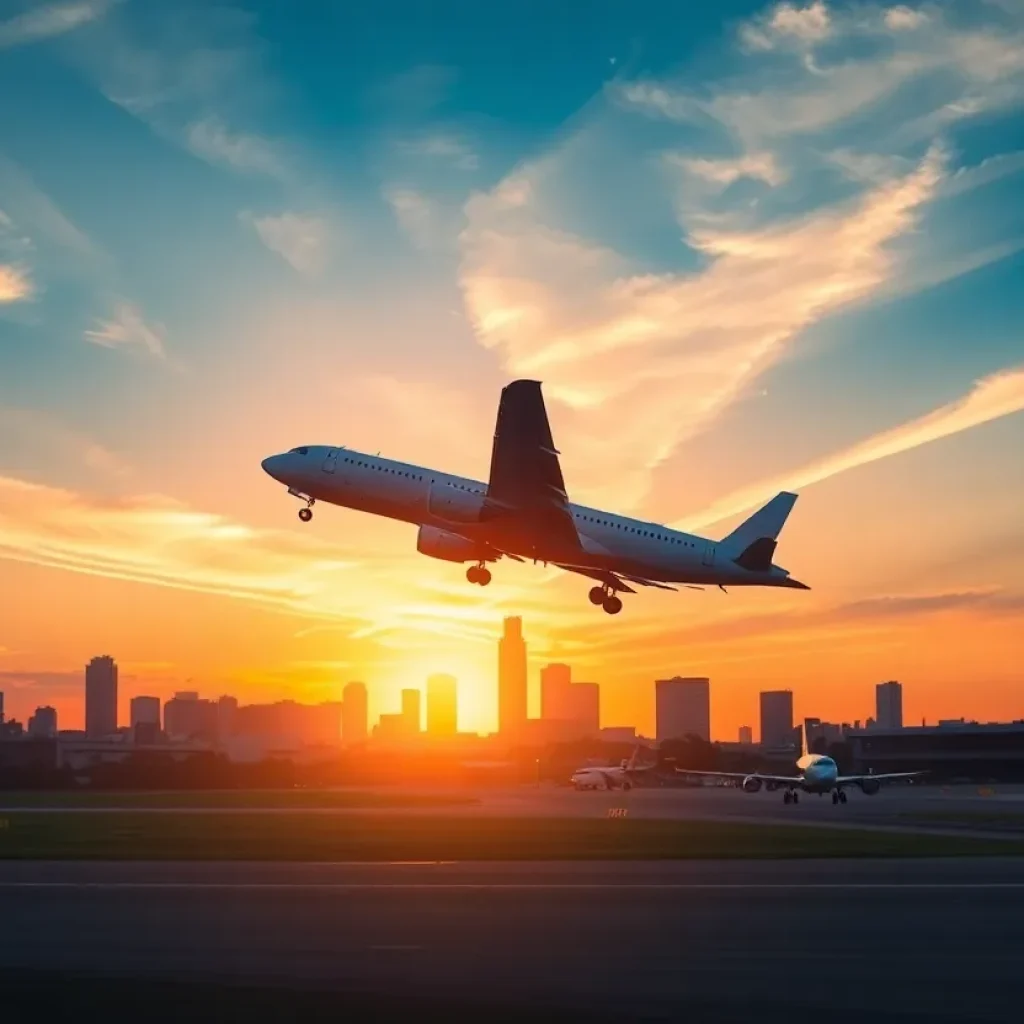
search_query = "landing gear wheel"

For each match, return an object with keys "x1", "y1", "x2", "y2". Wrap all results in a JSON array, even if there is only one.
[
  {"x1": 832, "y1": 790, "x2": 840, "y2": 805},
  {"x1": 602, "y1": 595, "x2": 623, "y2": 615},
  {"x1": 588, "y1": 586, "x2": 606, "y2": 606},
  {"x1": 466, "y1": 566, "x2": 481, "y2": 584},
  {"x1": 477, "y1": 567, "x2": 492, "y2": 586},
  {"x1": 792, "y1": 791, "x2": 799, "y2": 804},
  {"x1": 839, "y1": 790, "x2": 847, "y2": 804},
  {"x1": 298, "y1": 507, "x2": 313, "y2": 522},
  {"x1": 783, "y1": 791, "x2": 792, "y2": 805}
]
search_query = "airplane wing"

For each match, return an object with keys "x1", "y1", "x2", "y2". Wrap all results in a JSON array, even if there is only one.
[
  {"x1": 480, "y1": 380, "x2": 582, "y2": 555},
  {"x1": 675, "y1": 770, "x2": 803, "y2": 785},
  {"x1": 836, "y1": 772, "x2": 926, "y2": 784}
]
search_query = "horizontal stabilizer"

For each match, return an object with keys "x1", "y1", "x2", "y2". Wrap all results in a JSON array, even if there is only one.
[{"x1": 720, "y1": 492, "x2": 798, "y2": 558}]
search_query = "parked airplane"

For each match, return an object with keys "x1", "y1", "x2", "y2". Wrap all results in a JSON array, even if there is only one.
[
  {"x1": 676, "y1": 731, "x2": 925, "y2": 805},
  {"x1": 571, "y1": 747, "x2": 652, "y2": 790},
  {"x1": 261, "y1": 379, "x2": 810, "y2": 614}
]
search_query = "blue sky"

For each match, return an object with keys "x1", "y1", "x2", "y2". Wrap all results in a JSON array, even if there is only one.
[{"x1": 1, "y1": 0, "x2": 1023, "y2": 733}]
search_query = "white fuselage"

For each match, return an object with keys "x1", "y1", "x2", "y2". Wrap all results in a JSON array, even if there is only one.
[
  {"x1": 571, "y1": 765, "x2": 630, "y2": 790},
  {"x1": 262, "y1": 445, "x2": 799, "y2": 589}
]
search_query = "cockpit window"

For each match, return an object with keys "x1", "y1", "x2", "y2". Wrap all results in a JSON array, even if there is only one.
[{"x1": 289, "y1": 447, "x2": 309, "y2": 455}]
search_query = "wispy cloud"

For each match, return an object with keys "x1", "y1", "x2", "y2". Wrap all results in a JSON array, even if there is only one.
[
  {"x1": 185, "y1": 117, "x2": 289, "y2": 179},
  {"x1": 0, "y1": 1, "x2": 114, "y2": 50},
  {"x1": 384, "y1": 188, "x2": 449, "y2": 251},
  {"x1": 459, "y1": 1, "x2": 1024, "y2": 512},
  {"x1": 240, "y1": 211, "x2": 332, "y2": 274},
  {"x1": 0, "y1": 264, "x2": 32, "y2": 303},
  {"x1": 0, "y1": 407, "x2": 130, "y2": 479},
  {"x1": 677, "y1": 366, "x2": 1024, "y2": 532},
  {"x1": 395, "y1": 133, "x2": 479, "y2": 171},
  {"x1": 84, "y1": 303, "x2": 166, "y2": 358}
]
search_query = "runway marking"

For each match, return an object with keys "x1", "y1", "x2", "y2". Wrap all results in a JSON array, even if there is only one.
[{"x1": 2, "y1": 881, "x2": 1024, "y2": 891}]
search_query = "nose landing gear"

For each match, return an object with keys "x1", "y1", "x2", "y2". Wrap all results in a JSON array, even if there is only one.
[
  {"x1": 832, "y1": 789, "x2": 848, "y2": 805},
  {"x1": 467, "y1": 563, "x2": 492, "y2": 586},
  {"x1": 784, "y1": 790, "x2": 800, "y2": 805}
]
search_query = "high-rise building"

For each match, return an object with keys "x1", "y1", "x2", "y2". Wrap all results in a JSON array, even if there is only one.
[
  {"x1": 342, "y1": 682, "x2": 368, "y2": 744},
  {"x1": 656, "y1": 677, "x2": 711, "y2": 742},
  {"x1": 566, "y1": 682, "x2": 600, "y2": 737},
  {"x1": 0, "y1": 690, "x2": 4, "y2": 724},
  {"x1": 85, "y1": 655, "x2": 118, "y2": 738},
  {"x1": 426, "y1": 674, "x2": 458, "y2": 736},
  {"x1": 130, "y1": 696, "x2": 161, "y2": 730},
  {"x1": 28, "y1": 706, "x2": 58, "y2": 738},
  {"x1": 401, "y1": 688, "x2": 421, "y2": 734},
  {"x1": 163, "y1": 691, "x2": 217, "y2": 741},
  {"x1": 738, "y1": 725, "x2": 753, "y2": 745},
  {"x1": 217, "y1": 695, "x2": 238, "y2": 739},
  {"x1": 876, "y1": 680, "x2": 903, "y2": 730},
  {"x1": 540, "y1": 663, "x2": 572, "y2": 721},
  {"x1": 498, "y1": 616, "x2": 527, "y2": 740},
  {"x1": 760, "y1": 690, "x2": 794, "y2": 748}
]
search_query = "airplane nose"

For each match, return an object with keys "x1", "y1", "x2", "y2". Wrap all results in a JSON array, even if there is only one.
[{"x1": 261, "y1": 454, "x2": 285, "y2": 480}]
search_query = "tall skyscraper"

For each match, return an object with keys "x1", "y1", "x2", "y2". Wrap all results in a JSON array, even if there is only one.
[
  {"x1": 566, "y1": 682, "x2": 600, "y2": 737},
  {"x1": 876, "y1": 680, "x2": 903, "y2": 729},
  {"x1": 0, "y1": 690, "x2": 4, "y2": 724},
  {"x1": 656, "y1": 677, "x2": 711, "y2": 742},
  {"x1": 401, "y1": 688, "x2": 421, "y2": 734},
  {"x1": 760, "y1": 690, "x2": 794, "y2": 748},
  {"x1": 342, "y1": 682, "x2": 368, "y2": 744},
  {"x1": 540, "y1": 663, "x2": 572, "y2": 721},
  {"x1": 498, "y1": 616, "x2": 527, "y2": 739},
  {"x1": 426, "y1": 674, "x2": 458, "y2": 736},
  {"x1": 85, "y1": 655, "x2": 118, "y2": 738},
  {"x1": 738, "y1": 725, "x2": 753, "y2": 745}
]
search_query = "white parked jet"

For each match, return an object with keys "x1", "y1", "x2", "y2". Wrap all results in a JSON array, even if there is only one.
[
  {"x1": 677, "y1": 731, "x2": 925, "y2": 805},
  {"x1": 261, "y1": 379, "x2": 810, "y2": 614},
  {"x1": 571, "y1": 747, "x2": 653, "y2": 790}
]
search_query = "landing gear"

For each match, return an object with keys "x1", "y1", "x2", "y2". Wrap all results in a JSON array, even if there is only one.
[
  {"x1": 466, "y1": 564, "x2": 492, "y2": 586},
  {"x1": 588, "y1": 584, "x2": 623, "y2": 614},
  {"x1": 298, "y1": 506, "x2": 313, "y2": 522},
  {"x1": 832, "y1": 789, "x2": 847, "y2": 804},
  {"x1": 784, "y1": 790, "x2": 799, "y2": 805},
  {"x1": 291, "y1": 489, "x2": 315, "y2": 522}
]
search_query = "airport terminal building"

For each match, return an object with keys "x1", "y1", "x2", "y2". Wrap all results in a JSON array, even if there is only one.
[{"x1": 848, "y1": 721, "x2": 1024, "y2": 782}]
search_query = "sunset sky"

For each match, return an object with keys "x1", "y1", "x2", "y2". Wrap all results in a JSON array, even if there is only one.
[{"x1": 1, "y1": 0, "x2": 1022, "y2": 740}]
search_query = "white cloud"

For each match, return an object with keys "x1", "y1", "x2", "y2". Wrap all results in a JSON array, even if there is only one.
[
  {"x1": 677, "y1": 367, "x2": 1024, "y2": 532},
  {"x1": 84, "y1": 303, "x2": 166, "y2": 358},
  {"x1": 0, "y1": 264, "x2": 32, "y2": 304},
  {"x1": 185, "y1": 117, "x2": 288, "y2": 179},
  {"x1": 668, "y1": 151, "x2": 785, "y2": 187},
  {"x1": 395, "y1": 133, "x2": 479, "y2": 171},
  {"x1": 241, "y1": 211, "x2": 331, "y2": 274},
  {"x1": 385, "y1": 188, "x2": 447, "y2": 251},
  {"x1": 0, "y1": 1, "x2": 114, "y2": 49},
  {"x1": 770, "y1": 1, "x2": 832, "y2": 41},
  {"x1": 884, "y1": 5, "x2": 929, "y2": 30}
]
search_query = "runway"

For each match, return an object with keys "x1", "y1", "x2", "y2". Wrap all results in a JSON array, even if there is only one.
[{"x1": 2, "y1": 859, "x2": 1023, "y2": 1021}]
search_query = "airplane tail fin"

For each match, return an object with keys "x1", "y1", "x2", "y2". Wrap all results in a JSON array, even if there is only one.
[{"x1": 719, "y1": 492, "x2": 798, "y2": 570}]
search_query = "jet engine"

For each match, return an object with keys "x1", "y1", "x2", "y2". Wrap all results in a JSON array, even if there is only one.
[
  {"x1": 417, "y1": 525, "x2": 492, "y2": 564},
  {"x1": 742, "y1": 776, "x2": 763, "y2": 793},
  {"x1": 859, "y1": 777, "x2": 881, "y2": 796}
]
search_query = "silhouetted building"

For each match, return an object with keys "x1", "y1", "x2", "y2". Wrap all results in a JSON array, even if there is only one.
[
  {"x1": 760, "y1": 690, "x2": 794, "y2": 748},
  {"x1": 130, "y1": 696, "x2": 161, "y2": 731},
  {"x1": 232, "y1": 700, "x2": 341, "y2": 746},
  {"x1": 401, "y1": 689, "x2": 421, "y2": 734},
  {"x1": 0, "y1": 690, "x2": 4, "y2": 725},
  {"x1": 498, "y1": 616, "x2": 527, "y2": 740},
  {"x1": 85, "y1": 656, "x2": 118, "y2": 738},
  {"x1": 342, "y1": 682, "x2": 368, "y2": 744},
  {"x1": 601, "y1": 726, "x2": 637, "y2": 743},
  {"x1": 738, "y1": 725, "x2": 753, "y2": 745},
  {"x1": 804, "y1": 716, "x2": 843, "y2": 753},
  {"x1": 540, "y1": 663, "x2": 572, "y2": 721},
  {"x1": 876, "y1": 680, "x2": 903, "y2": 730},
  {"x1": 656, "y1": 677, "x2": 711, "y2": 742},
  {"x1": 164, "y1": 691, "x2": 217, "y2": 742},
  {"x1": 217, "y1": 695, "x2": 238, "y2": 738},
  {"x1": 28, "y1": 706, "x2": 58, "y2": 738},
  {"x1": 426, "y1": 674, "x2": 457, "y2": 736},
  {"x1": 566, "y1": 682, "x2": 600, "y2": 737}
]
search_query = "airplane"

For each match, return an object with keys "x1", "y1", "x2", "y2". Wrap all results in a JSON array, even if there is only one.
[
  {"x1": 260, "y1": 379, "x2": 810, "y2": 614},
  {"x1": 570, "y1": 747, "x2": 652, "y2": 790},
  {"x1": 674, "y1": 729, "x2": 926, "y2": 805}
]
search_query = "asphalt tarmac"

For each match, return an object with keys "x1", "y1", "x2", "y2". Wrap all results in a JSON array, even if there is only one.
[{"x1": 1, "y1": 858, "x2": 1022, "y2": 1022}]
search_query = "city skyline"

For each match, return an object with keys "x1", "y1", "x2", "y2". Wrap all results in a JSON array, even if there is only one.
[{"x1": 1, "y1": 1, "x2": 1023, "y2": 737}]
